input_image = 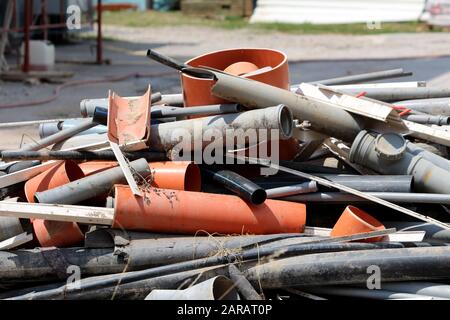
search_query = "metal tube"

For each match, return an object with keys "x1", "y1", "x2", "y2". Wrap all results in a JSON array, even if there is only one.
[
  {"x1": 307, "y1": 69, "x2": 412, "y2": 86},
  {"x1": 202, "y1": 168, "x2": 267, "y2": 205},
  {"x1": 19, "y1": 119, "x2": 98, "y2": 152},
  {"x1": 266, "y1": 181, "x2": 318, "y2": 198},
  {"x1": 1, "y1": 150, "x2": 167, "y2": 162},
  {"x1": 349, "y1": 131, "x2": 450, "y2": 194},
  {"x1": 96, "y1": 0, "x2": 102, "y2": 64},
  {"x1": 34, "y1": 158, "x2": 151, "y2": 205},
  {"x1": 149, "y1": 105, "x2": 293, "y2": 152},
  {"x1": 402, "y1": 114, "x2": 450, "y2": 126},
  {"x1": 283, "y1": 192, "x2": 450, "y2": 204}
]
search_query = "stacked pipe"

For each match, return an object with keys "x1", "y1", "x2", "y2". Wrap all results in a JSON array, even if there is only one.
[{"x1": 0, "y1": 48, "x2": 449, "y2": 301}]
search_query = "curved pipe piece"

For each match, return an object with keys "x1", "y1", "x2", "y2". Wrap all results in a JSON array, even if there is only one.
[
  {"x1": 202, "y1": 168, "x2": 267, "y2": 205},
  {"x1": 145, "y1": 276, "x2": 239, "y2": 300}
]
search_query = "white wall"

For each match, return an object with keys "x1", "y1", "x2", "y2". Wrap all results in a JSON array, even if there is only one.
[{"x1": 251, "y1": 0, "x2": 426, "y2": 24}]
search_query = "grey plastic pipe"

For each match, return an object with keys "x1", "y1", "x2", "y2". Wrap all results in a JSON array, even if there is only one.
[
  {"x1": 19, "y1": 119, "x2": 98, "y2": 152},
  {"x1": 406, "y1": 141, "x2": 450, "y2": 172},
  {"x1": 307, "y1": 68, "x2": 411, "y2": 86},
  {"x1": 266, "y1": 181, "x2": 318, "y2": 198},
  {"x1": 206, "y1": 68, "x2": 404, "y2": 142},
  {"x1": 349, "y1": 130, "x2": 450, "y2": 194},
  {"x1": 402, "y1": 114, "x2": 450, "y2": 126},
  {"x1": 145, "y1": 276, "x2": 239, "y2": 300},
  {"x1": 39, "y1": 120, "x2": 107, "y2": 138},
  {"x1": 283, "y1": 192, "x2": 450, "y2": 204},
  {"x1": 381, "y1": 282, "x2": 450, "y2": 299},
  {"x1": 338, "y1": 87, "x2": 450, "y2": 102},
  {"x1": 149, "y1": 105, "x2": 293, "y2": 152},
  {"x1": 393, "y1": 98, "x2": 450, "y2": 116},
  {"x1": 304, "y1": 286, "x2": 447, "y2": 300},
  {"x1": 34, "y1": 158, "x2": 151, "y2": 205},
  {"x1": 80, "y1": 93, "x2": 163, "y2": 117}
]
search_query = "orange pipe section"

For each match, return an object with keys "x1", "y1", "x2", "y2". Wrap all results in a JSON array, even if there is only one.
[
  {"x1": 24, "y1": 160, "x2": 85, "y2": 247},
  {"x1": 224, "y1": 61, "x2": 259, "y2": 76},
  {"x1": 79, "y1": 161, "x2": 201, "y2": 191},
  {"x1": 33, "y1": 219, "x2": 84, "y2": 248},
  {"x1": 149, "y1": 161, "x2": 201, "y2": 192},
  {"x1": 181, "y1": 48, "x2": 289, "y2": 107},
  {"x1": 24, "y1": 160, "x2": 84, "y2": 203},
  {"x1": 113, "y1": 185, "x2": 306, "y2": 235},
  {"x1": 330, "y1": 206, "x2": 386, "y2": 242}
]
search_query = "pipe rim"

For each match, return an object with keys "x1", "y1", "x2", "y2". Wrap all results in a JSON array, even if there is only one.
[{"x1": 278, "y1": 105, "x2": 294, "y2": 139}]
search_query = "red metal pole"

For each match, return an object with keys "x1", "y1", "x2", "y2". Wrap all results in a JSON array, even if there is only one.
[
  {"x1": 41, "y1": 0, "x2": 48, "y2": 40},
  {"x1": 97, "y1": 0, "x2": 103, "y2": 65},
  {"x1": 23, "y1": 0, "x2": 32, "y2": 72}
]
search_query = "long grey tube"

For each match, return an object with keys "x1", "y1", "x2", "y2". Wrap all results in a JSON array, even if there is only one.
[
  {"x1": 303, "y1": 286, "x2": 446, "y2": 300},
  {"x1": 282, "y1": 192, "x2": 450, "y2": 204},
  {"x1": 149, "y1": 105, "x2": 293, "y2": 153},
  {"x1": 253, "y1": 175, "x2": 413, "y2": 193},
  {"x1": 266, "y1": 181, "x2": 318, "y2": 198},
  {"x1": 205, "y1": 68, "x2": 406, "y2": 142},
  {"x1": 19, "y1": 119, "x2": 97, "y2": 152},
  {"x1": 402, "y1": 114, "x2": 450, "y2": 126},
  {"x1": 244, "y1": 247, "x2": 450, "y2": 289},
  {"x1": 34, "y1": 158, "x2": 151, "y2": 205},
  {"x1": 349, "y1": 131, "x2": 450, "y2": 194},
  {"x1": 308, "y1": 68, "x2": 411, "y2": 86},
  {"x1": 339, "y1": 87, "x2": 450, "y2": 102},
  {"x1": 151, "y1": 104, "x2": 242, "y2": 119},
  {"x1": 80, "y1": 93, "x2": 163, "y2": 117},
  {"x1": 393, "y1": 98, "x2": 450, "y2": 116},
  {"x1": 381, "y1": 282, "x2": 450, "y2": 299}
]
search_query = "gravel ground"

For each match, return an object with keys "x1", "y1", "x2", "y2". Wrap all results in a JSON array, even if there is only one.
[{"x1": 0, "y1": 26, "x2": 450, "y2": 150}]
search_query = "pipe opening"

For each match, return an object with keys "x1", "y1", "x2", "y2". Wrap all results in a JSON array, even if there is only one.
[
  {"x1": 251, "y1": 189, "x2": 267, "y2": 205},
  {"x1": 347, "y1": 205, "x2": 384, "y2": 230},
  {"x1": 212, "y1": 276, "x2": 240, "y2": 300},
  {"x1": 184, "y1": 163, "x2": 202, "y2": 192},
  {"x1": 278, "y1": 105, "x2": 293, "y2": 139}
]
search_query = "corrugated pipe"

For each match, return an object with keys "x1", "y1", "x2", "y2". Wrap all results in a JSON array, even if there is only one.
[
  {"x1": 34, "y1": 159, "x2": 151, "y2": 205},
  {"x1": 349, "y1": 130, "x2": 450, "y2": 194},
  {"x1": 145, "y1": 276, "x2": 239, "y2": 300}
]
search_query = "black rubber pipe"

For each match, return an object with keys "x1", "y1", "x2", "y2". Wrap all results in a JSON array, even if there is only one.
[{"x1": 201, "y1": 167, "x2": 267, "y2": 205}]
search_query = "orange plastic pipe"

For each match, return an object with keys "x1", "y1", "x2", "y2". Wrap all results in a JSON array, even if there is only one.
[
  {"x1": 181, "y1": 48, "x2": 289, "y2": 107},
  {"x1": 33, "y1": 219, "x2": 84, "y2": 248},
  {"x1": 24, "y1": 160, "x2": 85, "y2": 203},
  {"x1": 79, "y1": 161, "x2": 201, "y2": 191},
  {"x1": 330, "y1": 205, "x2": 386, "y2": 242},
  {"x1": 24, "y1": 160, "x2": 85, "y2": 247},
  {"x1": 113, "y1": 185, "x2": 306, "y2": 235}
]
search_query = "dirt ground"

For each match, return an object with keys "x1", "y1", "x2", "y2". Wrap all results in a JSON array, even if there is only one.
[{"x1": 0, "y1": 25, "x2": 450, "y2": 150}]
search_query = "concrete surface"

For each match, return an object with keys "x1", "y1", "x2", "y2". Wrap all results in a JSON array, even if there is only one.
[{"x1": 0, "y1": 26, "x2": 449, "y2": 150}]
